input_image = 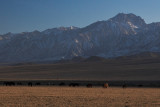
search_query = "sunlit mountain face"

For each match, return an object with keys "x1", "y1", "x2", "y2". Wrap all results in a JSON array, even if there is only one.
[{"x1": 0, "y1": 13, "x2": 160, "y2": 63}]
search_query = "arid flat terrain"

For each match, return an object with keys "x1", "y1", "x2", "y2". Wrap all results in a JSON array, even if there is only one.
[
  {"x1": 0, "y1": 86, "x2": 160, "y2": 107},
  {"x1": 0, "y1": 57, "x2": 160, "y2": 80}
]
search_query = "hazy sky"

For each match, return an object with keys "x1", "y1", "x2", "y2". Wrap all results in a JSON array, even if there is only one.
[{"x1": 0, "y1": 0, "x2": 160, "y2": 34}]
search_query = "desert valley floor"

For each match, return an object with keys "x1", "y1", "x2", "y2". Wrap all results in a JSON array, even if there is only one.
[
  {"x1": 0, "y1": 57, "x2": 160, "y2": 80},
  {"x1": 0, "y1": 57, "x2": 160, "y2": 106},
  {"x1": 0, "y1": 86, "x2": 160, "y2": 107}
]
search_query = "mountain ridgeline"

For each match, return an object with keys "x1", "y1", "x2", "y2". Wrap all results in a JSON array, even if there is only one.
[{"x1": 1, "y1": 13, "x2": 160, "y2": 63}]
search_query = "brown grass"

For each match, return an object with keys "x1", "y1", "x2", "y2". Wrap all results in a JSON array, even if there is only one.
[{"x1": 0, "y1": 86, "x2": 160, "y2": 107}]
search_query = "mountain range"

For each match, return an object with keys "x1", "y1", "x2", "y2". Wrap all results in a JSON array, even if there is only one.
[{"x1": 1, "y1": 13, "x2": 160, "y2": 63}]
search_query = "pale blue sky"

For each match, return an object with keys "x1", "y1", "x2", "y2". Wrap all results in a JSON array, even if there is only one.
[{"x1": 0, "y1": 0, "x2": 160, "y2": 34}]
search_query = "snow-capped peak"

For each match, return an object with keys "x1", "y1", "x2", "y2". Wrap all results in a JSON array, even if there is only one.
[
  {"x1": 110, "y1": 13, "x2": 146, "y2": 28},
  {"x1": 0, "y1": 13, "x2": 160, "y2": 63}
]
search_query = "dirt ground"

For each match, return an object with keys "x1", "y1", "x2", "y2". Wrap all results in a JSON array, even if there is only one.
[
  {"x1": 0, "y1": 86, "x2": 160, "y2": 107},
  {"x1": 1, "y1": 60, "x2": 160, "y2": 80}
]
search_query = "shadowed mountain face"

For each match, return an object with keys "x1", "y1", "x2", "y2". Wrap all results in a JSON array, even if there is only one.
[{"x1": 1, "y1": 13, "x2": 160, "y2": 63}]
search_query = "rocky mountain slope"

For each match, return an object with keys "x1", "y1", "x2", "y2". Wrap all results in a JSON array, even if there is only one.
[{"x1": 0, "y1": 13, "x2": 160, "y2": 63}]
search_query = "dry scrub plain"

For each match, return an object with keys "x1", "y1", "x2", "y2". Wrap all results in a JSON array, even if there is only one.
[
  {"x1": 1, "y1": 60, "x2": 160, "y2": 80},
  {"x1": 0, "y1": 86, "x2": 160, "y2": 107}
]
